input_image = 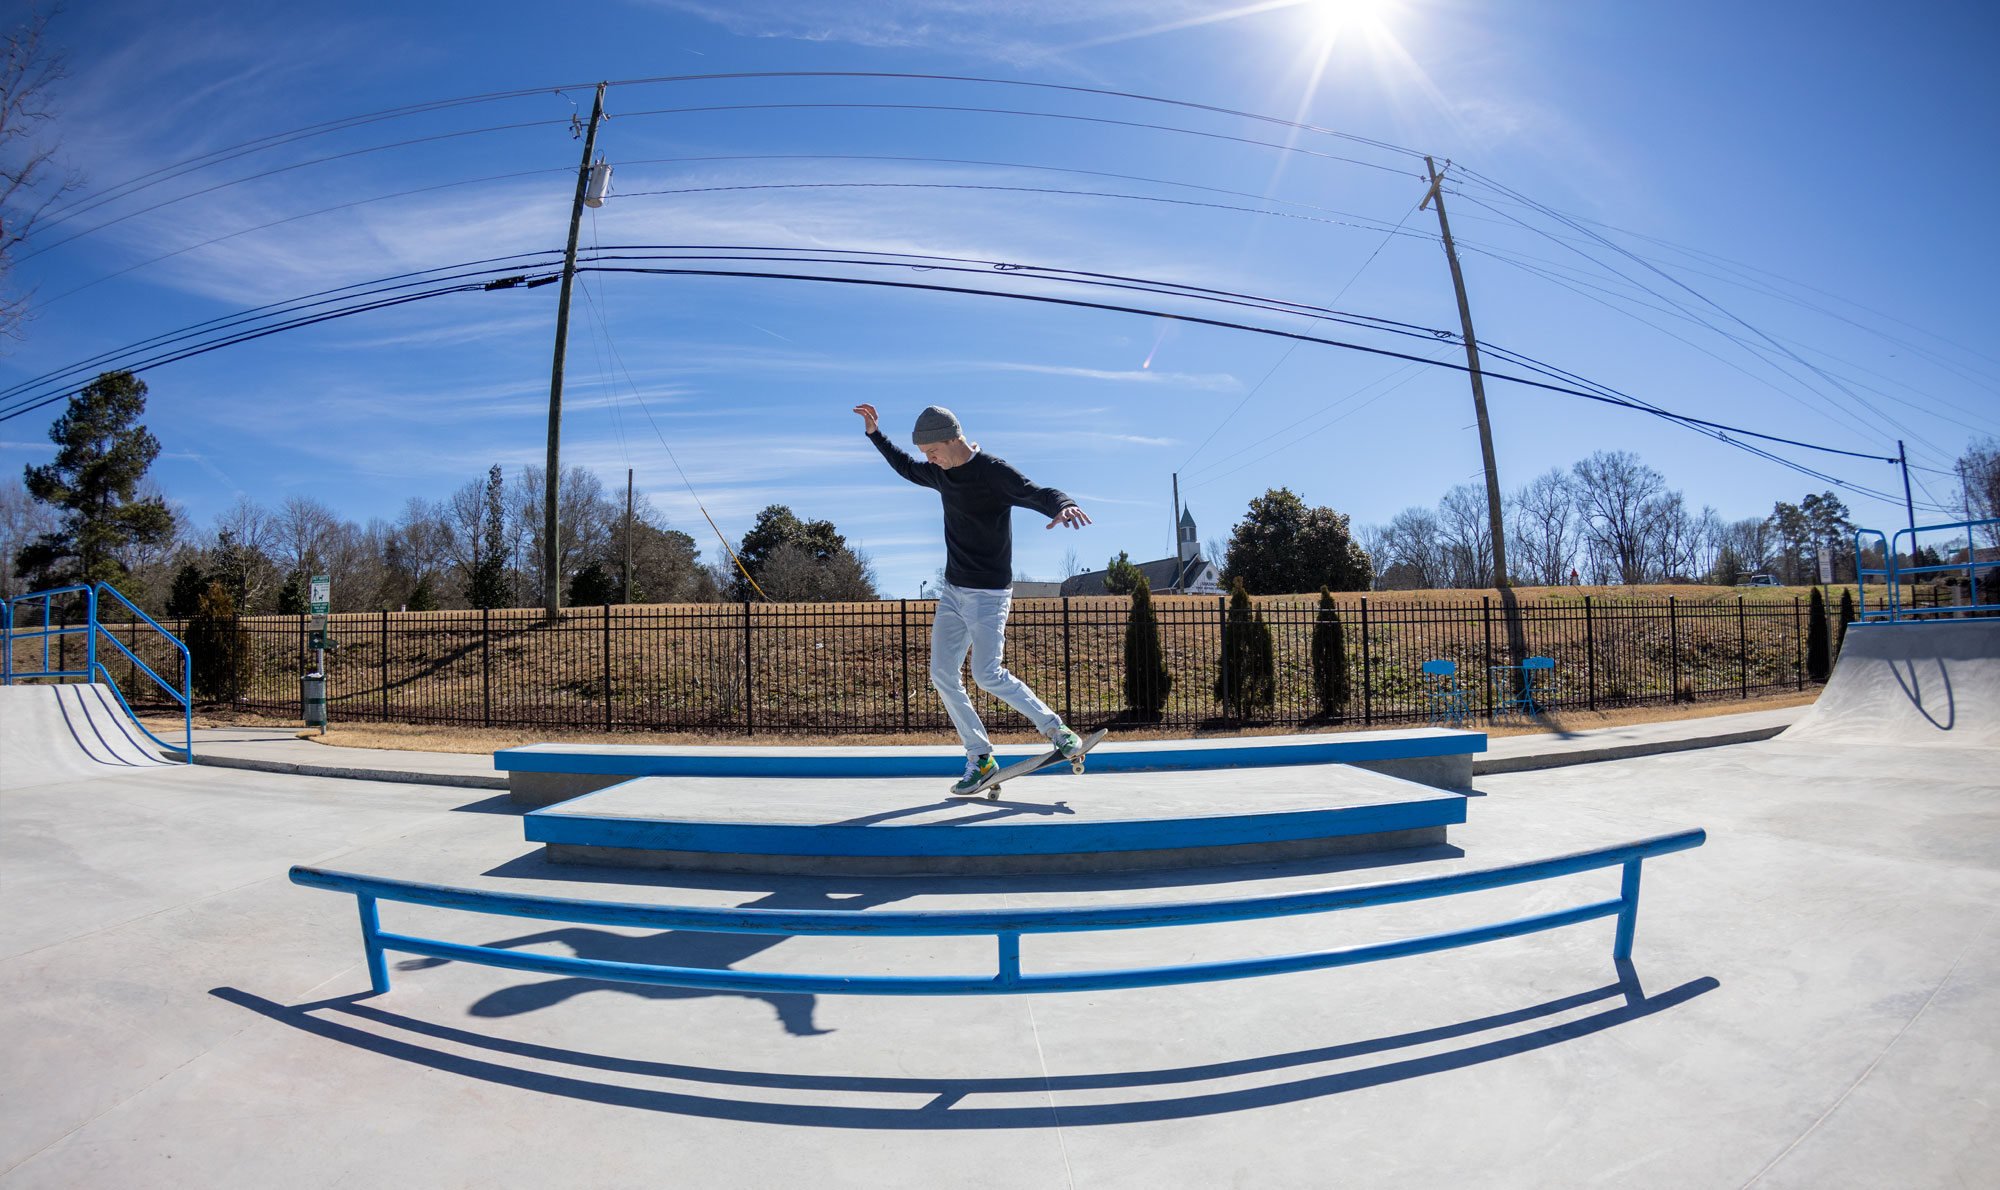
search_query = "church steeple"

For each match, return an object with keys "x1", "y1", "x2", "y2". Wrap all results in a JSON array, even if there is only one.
[{"x1": 1178, "y1": 506, "x2": 1199, "y2": 563}]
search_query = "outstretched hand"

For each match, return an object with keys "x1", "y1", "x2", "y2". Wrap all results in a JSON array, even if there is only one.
[
  {"x1": 1047, "y1": 505, "x2": 1091, "y2": 530},
  {"x1": 852, "y1": 404, "x2": 879, "y2": 434}
]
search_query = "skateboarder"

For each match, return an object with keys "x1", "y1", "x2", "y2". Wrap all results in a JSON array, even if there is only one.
[{"x1": 855, "y1": 403, "x2": 1092, "y2": 793}]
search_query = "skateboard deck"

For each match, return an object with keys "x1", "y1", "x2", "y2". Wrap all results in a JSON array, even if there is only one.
[{"x1": 955, "y1": 728, "x2": 1109, "y2": 799}]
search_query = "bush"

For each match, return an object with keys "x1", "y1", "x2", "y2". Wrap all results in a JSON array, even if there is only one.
[
  {"x1": 1123, "y1": 576, "x2": 1172, "y2": 717},
  {"x1": 568, "y1": 561, "x2": 615, "y2": 606},
  {"x1": 1213, "y1": 578, "x2": 1275, "y2": 719},
  {"x1": 185, "y1": 583, "x2": 251, "y2": 701},
  {"x1": 1310, "y1": 585, "x2": 1349, "y2": 719},
  {"x1": 1806, "y1": 587, "x2": 1831, "y2": 683},
  {"x1": 1837, "y1": 588, "x2": 1856, "y2": 653}
]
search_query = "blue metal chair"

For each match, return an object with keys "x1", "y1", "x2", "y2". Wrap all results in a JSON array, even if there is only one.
[
  {"x1": 1493, "y1": 656, "x2": 1557, "y2": 720},
  {"x1": 1421, "y1": 659, "x2": 1468, "y2": 726}
]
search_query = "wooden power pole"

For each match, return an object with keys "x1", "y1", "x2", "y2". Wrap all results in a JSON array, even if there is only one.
[
  {"x1": 1421, "y1": 156, "x2": 1510, "y2": 589},
  {"x1": 542, "y1": 81, "x2": 607, "y2": 620},
  {"x1": 624, "y1": 467, "x2": 634, "y2": 604}
]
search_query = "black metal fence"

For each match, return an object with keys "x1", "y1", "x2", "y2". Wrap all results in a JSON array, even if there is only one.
[{"x1": 16, "y1": 592, "x2": 1864, "y2": 736}]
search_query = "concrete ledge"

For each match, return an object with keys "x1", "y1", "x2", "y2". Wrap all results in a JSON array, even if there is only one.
[
  {"x1": 191, "y1": 752, "x2": 507, "y2": 790},
  {"x1": 547, "y1": 825, "x2": 1449, "y2": 875},
  {"x1": 1475, "y1": 723, "x2": 1792, "y2": 775},
  {"x1": 1353, "y1": 753, "x2": 1474, "y2": 791}
]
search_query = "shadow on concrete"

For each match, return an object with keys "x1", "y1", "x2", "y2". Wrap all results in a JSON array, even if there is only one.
[
  {"x1": 825, "y1": 798, "x2": 1080, "y2": 827},
  {"x1": 480, "y1": 842, "x2": 1465, "y2": 895},
  {"x1": 1889, "y1": 658, "x2": 1955, "y2": 730},
  {"x1": 394, "y1": 885, "x2": 915, "y2": 1036},
  {"x1": 450, "y1": 793, "x2": 523, "y2": 815},
  {"x1": 210, "y1": 965, "x2": 1715, "y2": 1129}
]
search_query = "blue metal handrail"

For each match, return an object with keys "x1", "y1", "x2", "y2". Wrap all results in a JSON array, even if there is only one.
[
  {"x1": 91, "y1": 583, "x2": 193, "y2": 760},
  {"x1": 292, "y1": 827, "x2": 1706, "y2": 997},
  {"x1": 1857, "y1": 519, "x2": 2000, "y2": 622},
  {"x1": 3, "y1": 581, "x2": 192, "y2": 761},
  {"x1": 3, "y1": 583, "x2": 96, "y2": 683}
]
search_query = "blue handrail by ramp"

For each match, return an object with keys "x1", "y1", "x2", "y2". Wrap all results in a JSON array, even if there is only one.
[{"x1": 3, "y1": 581, "x2": 193, "y2": 762}]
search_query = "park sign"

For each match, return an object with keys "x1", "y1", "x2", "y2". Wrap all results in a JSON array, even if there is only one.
[{"x1": 310, "y1": 575, "x2": 330, "y2": 615}]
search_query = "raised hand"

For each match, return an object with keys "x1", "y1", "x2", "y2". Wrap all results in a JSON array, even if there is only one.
[
  {"x1": 853, "y1": 404, "x2": 879, "y2": 434},
  {"x1": 1047, "y1": 505, "x2": 1092, "y2": 530}
]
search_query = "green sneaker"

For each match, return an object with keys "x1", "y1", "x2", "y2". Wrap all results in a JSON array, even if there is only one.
[
  {"x1": 951, "y1": 753, "x2": 998, "y2": 796},
  {"x1": 1049, "y1": 726, "x2": 1083, "y2": 759}
]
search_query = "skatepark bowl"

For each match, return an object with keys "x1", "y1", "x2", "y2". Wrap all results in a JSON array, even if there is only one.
[{"x1": 2, "y1": 614, "x2": 1997, "y2": 1187}]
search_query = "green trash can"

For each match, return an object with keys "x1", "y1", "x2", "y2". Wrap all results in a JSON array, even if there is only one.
[{"x1": 301, "y1": 673, "x2": 326, "y2": 728}]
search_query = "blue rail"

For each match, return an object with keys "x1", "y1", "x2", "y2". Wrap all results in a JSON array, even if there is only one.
[
  {"x1": 1857, "y1": 519, "x2": 2000, "y2": 623},
  {"x1": 3, "y1": 581, "x2": 193, "y2": 761},
  {"x1": 291, "y1": 827, "x2": 1705, "y2": 997}
]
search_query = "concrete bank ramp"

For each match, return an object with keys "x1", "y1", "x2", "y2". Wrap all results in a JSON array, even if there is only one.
[
  {"x1": 0, "y1": 682, "x2": 174, "y2": 789},
  {"x1": 1784, "y1": 619, "x2": 2000, "y2": 748}
]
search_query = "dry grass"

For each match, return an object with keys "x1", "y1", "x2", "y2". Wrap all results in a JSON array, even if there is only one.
[{"x1": 239, "y1": 690, "x2": 1817, "y2": 755}]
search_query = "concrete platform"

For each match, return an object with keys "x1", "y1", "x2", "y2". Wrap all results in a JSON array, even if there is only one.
[
  {"x1": 524, "y1": 765, "x2": 1466, "y2": 875},
  {"x1": 498, "y1": 727, "x2": 1486, "y2": 806}
]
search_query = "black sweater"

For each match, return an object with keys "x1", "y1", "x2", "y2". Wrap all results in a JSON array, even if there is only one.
[{"x1": 869, "y1": 430, "x2": 1075, "y2": 590}]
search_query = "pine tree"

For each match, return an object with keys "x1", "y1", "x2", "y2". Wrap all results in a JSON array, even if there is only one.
[
  {"x1": 1310, "y1": 585, "x2": 1349, "y2": 720},
  {"x1": 406, "y1": 575, "x2": 440, "y2": 612},
  {"x1": 185, "y1": 582, "x2": 250, "y2": 701},
  {"x1": 569, "y1": 560, "x2": 616, "y2": 606},
  {"x1": 1103, "y1": 550, "x2": 1143, "y2": 596},
  {"x1": 1213, "y1": 578, "x2": 1276, "y2": 719},
  {"x1": 16, "y1": 371, "x2": 175, "y2": 586},
  {"x1": 1123, "y1": 575, "x2": 1172, "y2": 717},
  {"x1": 1837, "y1": 587, "x2": 1856, "y2": 653},
  {"x1": 1806, "y1": 587, "x2": 1831, "y2": 683},
  {"x1": 276, "y1": 570, "x2": 308, "y2": 614},
  {"x1": 165, "y1": 563, "x2": 207, "y2": 617},
  {"x1": 466, "y1": 464, "x2": 510, "y2": 609}
]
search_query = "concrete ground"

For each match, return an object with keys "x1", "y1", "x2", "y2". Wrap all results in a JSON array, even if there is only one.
[{"x1": 4, "y1": 714, "x2": 1993, "y2": 1187}]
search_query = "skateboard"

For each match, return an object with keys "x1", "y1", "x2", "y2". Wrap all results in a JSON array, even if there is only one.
[{"x1": 955, "y1": 728, "x2": 1108, "y2": 799}]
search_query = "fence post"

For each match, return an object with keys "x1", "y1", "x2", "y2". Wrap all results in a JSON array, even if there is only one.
[
  {"x1": 1800, "y1": 600, "x2": 1816, "y2": 692},
  {"x1": 1217, "y1": 595, "x2": 1230, "y2": 726},
  {"x1": 481, "y1": 607, "x2": 492, "y2": 728},
  {"x1": 603, "y1": 603, "x2": 613, "y2": 732},
  {"x1": 1360, "y1": 597, "x2": 1372, "y2": 727},
  {"x1": 1585, "y1": 595, "x2": 1596, "y2": 711},
  {"x1": 1061, "y1": 597, "x2": 1074, "y2": 727},
  {"x1": 1737, "y1": 597, "x2": 1746, "y2": 699},
  {"x1": 900, "y1": 599, "x2": 911, "y2": 732},
  {"x1": 379, "y1": 609, "x2": 389, "y2": 721},
  {"x1": 742, "y1": 600, "x2": 754, "y2": 737},
  {"x1": 1668, "y1": 596, "x2": 1679, "y2": 701},
  {"x1": 1481, "y1": 596, "x2": 1494, "y2": 718}
]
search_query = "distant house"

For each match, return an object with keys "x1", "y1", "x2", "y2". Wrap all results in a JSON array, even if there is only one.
[
  {"x1": 1060, "y1": 507, "x2": 1223, "y2": 597},
  {"x1": 1009, "y1": 580, "x2": 1064, "y2": 598}
]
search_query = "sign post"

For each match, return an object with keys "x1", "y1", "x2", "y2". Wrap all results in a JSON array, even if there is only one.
[{"x1": 304, "y1": 575, "x2": 331, "y2": 734}]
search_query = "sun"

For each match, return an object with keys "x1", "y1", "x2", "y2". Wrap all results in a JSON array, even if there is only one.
[{"x1": 1301, "y1": 0, "x2": 1398, "y2": 42}]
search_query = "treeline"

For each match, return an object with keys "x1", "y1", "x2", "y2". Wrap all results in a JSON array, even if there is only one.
[{"x1": 2, "y1": 372, "x2": 877, "y2": 614}]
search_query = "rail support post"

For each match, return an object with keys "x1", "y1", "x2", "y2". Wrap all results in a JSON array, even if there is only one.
[
  {"x1": 996, "y1": 932, "x2": 1021, "y2": 987},
  {"x1": 1612, "y1": 859, "x2": 1643, "y2": 961},
  {"x1": 357, "y1": 894, "x2": 390, "y2": 994}
]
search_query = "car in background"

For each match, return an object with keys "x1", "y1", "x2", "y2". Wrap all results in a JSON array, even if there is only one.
[{"x1": 1739, "y1": 574, "x2": 1782, "y2": 587}]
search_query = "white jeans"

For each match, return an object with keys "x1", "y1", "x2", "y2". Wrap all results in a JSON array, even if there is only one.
[{"x1": 930, "y1": 581, "x2": 1061, "y2": 757}]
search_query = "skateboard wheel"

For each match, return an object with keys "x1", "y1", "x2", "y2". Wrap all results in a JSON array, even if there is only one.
[{"x1": 1070, "y1": 757, "x2": 1085, "y2": 773}]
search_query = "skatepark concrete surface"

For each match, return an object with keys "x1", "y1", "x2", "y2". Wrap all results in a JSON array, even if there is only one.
[
  {"x1": 4, "y1": 621, "x2": 1994, "y2": 1189},
  {"x1": 0, "y1": 683, "x2": 176, "y2": 789}
]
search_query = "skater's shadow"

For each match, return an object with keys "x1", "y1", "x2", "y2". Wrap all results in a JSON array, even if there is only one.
[{"x1": 395, "y1": 886, "x2": 909, "y2": 1036}]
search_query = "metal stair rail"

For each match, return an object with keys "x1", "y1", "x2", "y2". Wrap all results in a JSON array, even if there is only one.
[{"x1": 293, "y1": 827, "x2": 1705, "y2": 997}]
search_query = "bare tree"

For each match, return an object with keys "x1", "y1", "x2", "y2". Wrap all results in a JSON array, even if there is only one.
[
  {"x1": 1379, "y1": 506, "x2": 1442, "y2": 589},
  {"x1": 1060, "y1": 545, "x2": 1083, "y2": 579},
  {"x1": 0, "y1": 471, "x2": 58, "y2": 598},
  {"x1": 1642, "y1": 490, "x2": 1700, "y2": 582},
  {"x1": 1436, "y1": 484, "x2": 1493, "y2": 588},
  {"x1": 1506, "y1": 468, "x2": 1577, "y2": 586},
  {"x1": 211, "y1": 497, "x2": 278, "y2": 608},
  {"x1": 1573, "y1": 451, "x2": 1666, "y2": 585},
  {"x1": 272, "y1": 494, "x2": 342, "y2": 577},
  {"x1": 0, "y1": 5, "x2": 83, "y2": 338}
]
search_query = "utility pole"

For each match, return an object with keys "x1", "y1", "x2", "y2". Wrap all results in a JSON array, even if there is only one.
[
  {"x1": 1171, "y1": 472, "x2": 1181, "y2": 561},
  {"x1": 542, "y1": 81, "x2": 607, "y2": 621},
  {"x1": 1421, "y1": 157, "x2": 1510, "y2": 589},
  {"x1": 624, "y1": 467, "x2": 634, "y2": 604},
  {"x1": 1897, "y1": 440, "x2": 1916, "y2": 535}
]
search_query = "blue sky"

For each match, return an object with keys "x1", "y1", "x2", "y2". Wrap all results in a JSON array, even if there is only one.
[{"x1": 3, "y1": 0, "x2": 1996, "y2": 596}]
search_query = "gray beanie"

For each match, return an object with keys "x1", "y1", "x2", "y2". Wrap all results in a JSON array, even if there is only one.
[{"x1": 911, "y1": 405, "x2": 963, "y2": 446}]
